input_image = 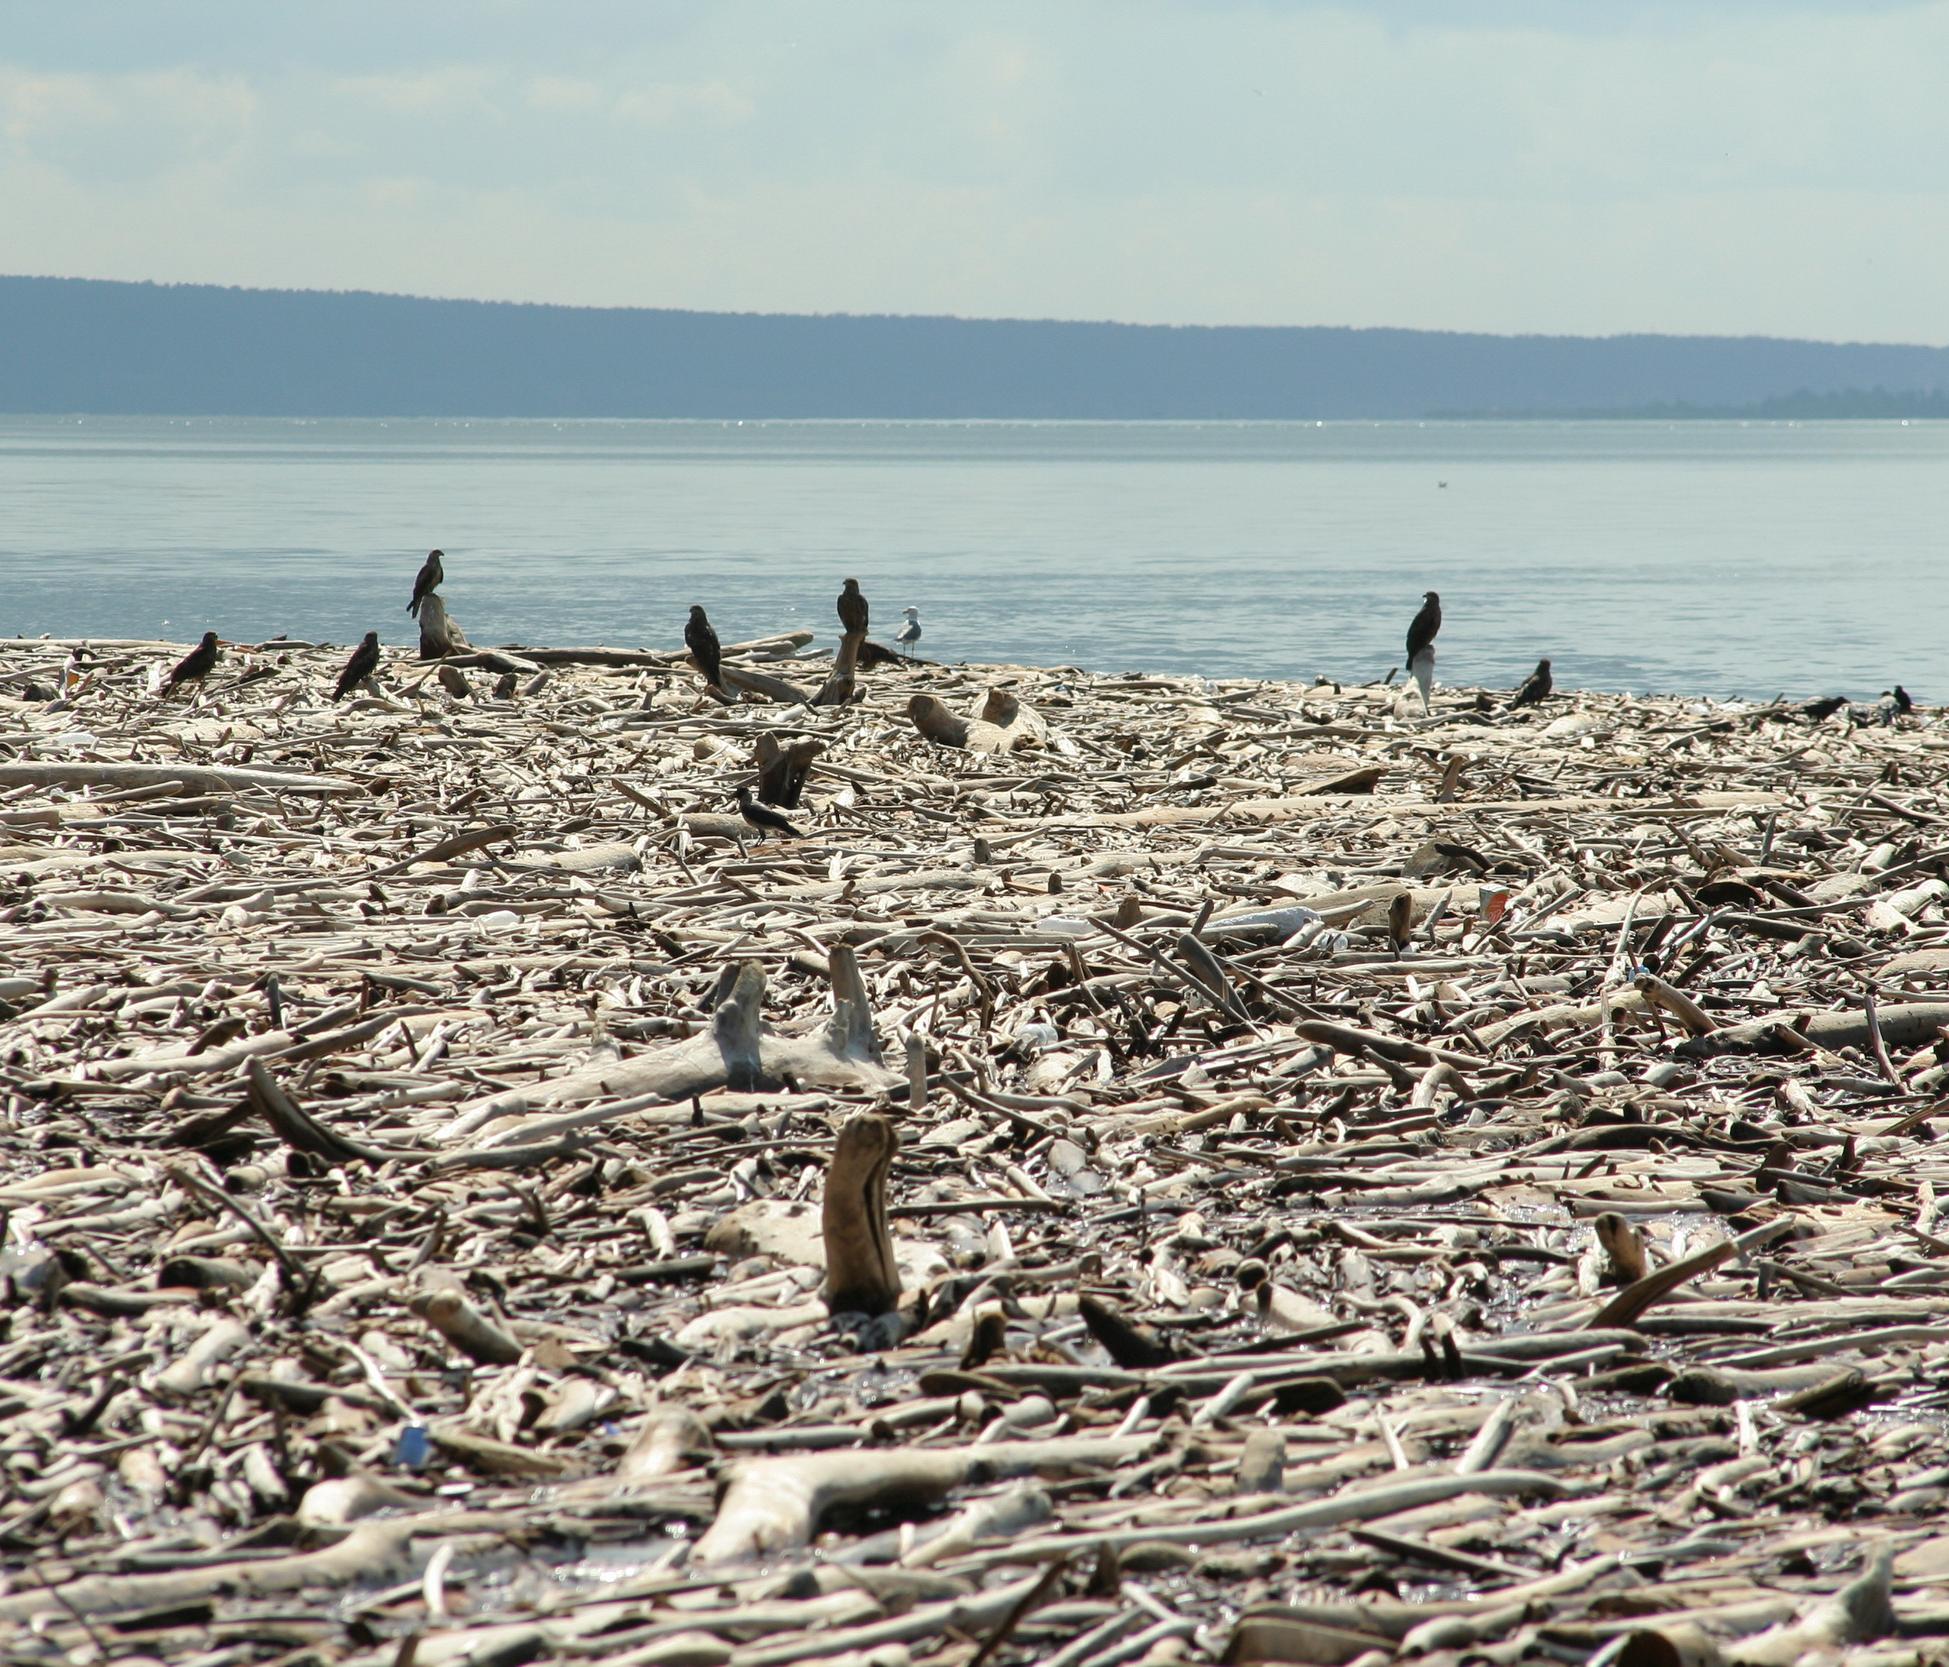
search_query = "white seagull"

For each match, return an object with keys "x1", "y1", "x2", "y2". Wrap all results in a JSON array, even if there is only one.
[{"x1": 895, "y1": 607, "x2": 922, "y2": 648}]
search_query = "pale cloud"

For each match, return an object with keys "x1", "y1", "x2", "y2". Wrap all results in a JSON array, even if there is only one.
[
  {"x1": 610, "y1": 79, "x2": 753, "y2": 127},
  {"x1": 0, "y1": 66, "x2": 256, "y2": 150},
  {"x1": 523, "y1": 75, "x2": 603, "y2": 113},
  {"x1": 329, "y1": 66, "x2": 501, "y2": 117},
  {"x1": 3, "y1": 4, "x2": 1949, "y2": 341},
  {"x1": 363, "y1": 175, "x2": 431, "y2": 211},
  {"x1": 0, "y1": 71, "x2": 118, "y2": 143}
]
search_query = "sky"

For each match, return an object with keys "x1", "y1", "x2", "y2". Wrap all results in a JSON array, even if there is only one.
[{"x1": 2, "y1": 1, "x2": 1947, "y2": 342}]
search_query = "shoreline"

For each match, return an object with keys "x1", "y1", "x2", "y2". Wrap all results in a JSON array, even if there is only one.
[
  {"x1": 1, "y1": 632, "x2": 1912, "y2": 710},
  {"x1": 2, "y1": 636, "x2": 1946, "y2": 1661}
]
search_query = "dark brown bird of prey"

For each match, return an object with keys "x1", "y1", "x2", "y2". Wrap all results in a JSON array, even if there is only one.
[
  {"x1": 407, "y1": 549, "x2": 444, "y2": 618},
  {"x1": 685, "y1": 605, "x2": 723, "y2": 687},
  {"x1": 837, "y1": 577, "x2": 869, "y2": 637},
  {"x1": 1405, "y1": 590, "x2": 1441, "y2": 713},
  {"x1": 1891, "y1": 684, "x2": 1915, "y2": 715},
  {"x1": 736, "y1": 785, "x2": 803, "y2": 839},
  {"x1": 162, "y1": 631, "x2": 220, "y2": 698},
  {"x1": 334, "y1": 631, "x2": 381, "y2": 701},
  {"x1": 1510, "y1": 657, "x2": 1553, "y2": 708},
  {"x1": 1801, "y1": 695, "x2": 1847, "y2": 723},
  {"x1": 1406, "y1": 591, "x2": 1442, "y2": 662}
]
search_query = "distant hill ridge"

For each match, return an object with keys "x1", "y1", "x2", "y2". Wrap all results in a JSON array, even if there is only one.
[{"x1": 4, "y1": 274, "x2": 1948, "y2": 420}]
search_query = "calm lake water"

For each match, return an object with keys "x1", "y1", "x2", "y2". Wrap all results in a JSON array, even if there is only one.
[{"x1": 3, "y1": 416, "x2": 1944, "y2": 699}]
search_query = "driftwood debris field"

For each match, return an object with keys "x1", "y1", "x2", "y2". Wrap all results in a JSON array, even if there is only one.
[{"x1": 3, "y1": 632, "x2": 1949, "y2": 1666}]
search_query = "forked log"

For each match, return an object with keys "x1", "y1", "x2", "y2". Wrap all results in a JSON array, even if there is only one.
[
  {"x1": 417, "y1": 594, "x2": 468, "y2": 660},
  {"x1": 437, "y1": 950, "x2": 902, "y2": 1137},
  {"x1": 812, "y1": 627, "x2": 866, "y2": 707},
  {"x1": 754, "y1": 732, "x2": 824, "y2": 809},
  {"x1": 692, "y1": 1435, "x2": 1154, "y2": 1564}
]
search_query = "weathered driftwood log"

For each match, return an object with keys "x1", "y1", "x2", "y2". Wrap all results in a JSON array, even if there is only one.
[
  {"x1": 822, "y1": 1113, "x2": 900, "y2": 1315},
  {"x1": 436, "y1": 950, "x2": 901, "y2": 1136},
  {"x1": 499, "y1": 639, "x2": 815, "y2": 670},
  {"x1": 812, "y1": 626, "x2": 866, "y2": 707},
  {"x1": 1293, "y1": 1019, "x2": 1480, "y2": 1071},
  {"x1": 417, "y1": 593, "x2": 468, "y2": 660},
  {"x1": 1478, "y1": 989, "x2": 1652, "y2": 1048},
  {"x1": 0, "y1": 1519, "x2": 416, "y2": 1621},
  {"x1": 0, "y1": 761, "x2": 361, "y2": 797},
  {"x1": 908, "y1": 693, "x2": 976, "y2": 748},
  {"x1": 977, "y1": 685, "x2": 1048, "y2": 741},
  {"x1": 1677, "y1": 1000, "x2": 1949, "y2": 1059},
  {"x1": 907, "y1": 686, "x2": 1048, "y2": 754},
  {"x1": 899, "y1": 1482, "x2": 1053, "y2": 1569},
  {"x1": 1727, "y1": 1546, "x2": 1893, "y2": 1665},
  {"x1": 692, "y1": 1436, "x2": 1154, "y2": 1564},
  {"x1": 504, "y1": 840, "x2": 642, "y2": 875},
  {"x1": 617, "y1": 1408, "x2": 713, "y2": 1484},
  {"x1": 440, "y1": 649, "x2": 542, "y2": 675},
  {"x1": 985, "y1": 1469, "x2": 1570, "y2": 1566},
  {"x1": 413, "y1": 1286, "x2": 524, "y2": 1365},
  {"x1": 1176, "y1": 931, "x2": 1251, "y2": 1021},
  {"x1": 718, "y1": 628, "x2": 815, "y2": 659},
  {"x1": 1633, "y1": 971, "x2": 1718, "y2": 1035},
  {"x1": 1227, "y1": 1555, "x2": 1624, "y2": 1654},
  {"x1": 94, "y1": 1010, "x2": 411, "y2": 1082},
  {"x1": 720, "y1": 662, "x2": 815, "y2": 704},
  {"x1": 1036, "y1": 786, "x2": 1775, "y2": 833},
  {"x1": 365, "y1": 823, "x2": 518, "y2": 880},
  {"x1": 754, "y1": 731, "x2": 824, "y2": 808},
  {"x1": 154, "y1": 1316, "x2": 252, "y2": 1398}
]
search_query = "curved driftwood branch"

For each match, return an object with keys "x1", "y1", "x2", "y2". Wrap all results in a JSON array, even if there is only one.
[
  {"x1": 1728, "y1": 1546, "x2": 1893, "y2": 1666},
  {"x1": 1585, "y1": 1217, "x2": 1794, "y2": 1330},
  {"x1": 0, "y1": 761, "x2": 361, "y2": 797},
  {"x1": 0, "y1": 1520, "x2": 415, "y2": 1621},
  {"x1": 721, "y1": 663, "x2": 815, "y2": 704},
  {"x1": 822, "y1": 1112, "x2": 899, "y2": 1316}
]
